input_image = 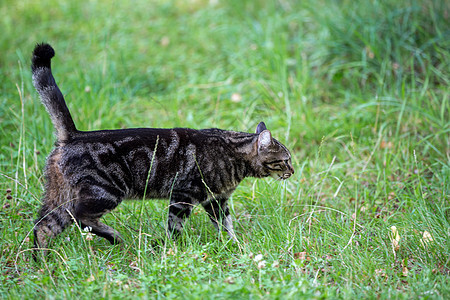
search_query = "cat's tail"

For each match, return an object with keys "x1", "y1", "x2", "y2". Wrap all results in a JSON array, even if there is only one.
[{"x1": 31, "y1": 43, "x2": 77, "y2": 142}]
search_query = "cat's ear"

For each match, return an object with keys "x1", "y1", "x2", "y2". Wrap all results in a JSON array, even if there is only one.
[
  {"x1": 255, "y1": 122, "x2": 267, "y2": 134},
  {"x1": 257, "y1": 129, "x2": 273, "y2": 151}
]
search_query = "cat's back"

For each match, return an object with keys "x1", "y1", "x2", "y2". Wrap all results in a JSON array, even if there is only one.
[{"x1": 52, "y1": 127, "x2": 231, "y2": 178}]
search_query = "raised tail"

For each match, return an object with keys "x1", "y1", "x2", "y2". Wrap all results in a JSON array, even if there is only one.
[{"x1": 31, "y1": 43, "x2": 77, "y2": 141}]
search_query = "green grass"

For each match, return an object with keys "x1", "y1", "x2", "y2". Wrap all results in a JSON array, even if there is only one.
[{"x1": 1, "y1": 0, "x2": 449, "y2": 298}]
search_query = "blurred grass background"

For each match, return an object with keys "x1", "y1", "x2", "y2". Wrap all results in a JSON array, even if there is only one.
[{"x1": 0, "y1": 0, "x2": 449, "y2": 298}]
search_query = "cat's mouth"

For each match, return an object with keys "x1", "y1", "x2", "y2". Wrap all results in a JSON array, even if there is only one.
[
  {"x1": 272, "y1": 172, "x2": 293, "y2": 180},
  {"x1": 282, "y1": 173, "x2": 292, "y2": 179}
]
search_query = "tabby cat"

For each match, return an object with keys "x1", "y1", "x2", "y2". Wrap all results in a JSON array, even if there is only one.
[{"x1": 31, "y1": 43, "x2": 294, "y2": 255}]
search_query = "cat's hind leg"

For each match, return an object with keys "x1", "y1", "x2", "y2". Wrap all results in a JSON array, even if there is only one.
[
  {"x1": 33, "y1": 157, "x2": 75, "y2": 260},
  {"x1": 78, "y1": 218, "x2": 123, "y2": 244},
  {"x1": 33, "y1": 201, "x2": 74, "y2": 260},
  {"x1": 74, "y1": 185, "x2": 123, "y2": 244}
]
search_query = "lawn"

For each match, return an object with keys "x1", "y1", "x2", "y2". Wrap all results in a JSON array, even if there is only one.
[{"x1": 0, "y1": 0, "x2": 448, "y2": 298}]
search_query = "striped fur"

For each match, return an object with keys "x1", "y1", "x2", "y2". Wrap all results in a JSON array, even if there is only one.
[{"x1": 31, "y1": 43, "x2": 294, "y2": 257}]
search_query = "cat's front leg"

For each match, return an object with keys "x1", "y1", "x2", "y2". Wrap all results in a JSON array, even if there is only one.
[
  {"x1": 222, "y1": 211, "x2": 237, "y2": 242},
  {"x1": 202, "y1": 198, "x2": 237, "y2": 242},
  {"x1": 167, "y1": 193, "x2": 195, "y2": 238}
]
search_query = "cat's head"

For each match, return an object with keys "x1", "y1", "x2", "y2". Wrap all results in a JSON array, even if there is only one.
[{"x1": 253, "y1": 122, "x2": 294, "y2": 180}]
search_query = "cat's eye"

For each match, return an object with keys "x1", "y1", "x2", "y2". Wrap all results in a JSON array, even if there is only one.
[{"x1": 263, "y1": 160, "x2": 285, "y2": 171}]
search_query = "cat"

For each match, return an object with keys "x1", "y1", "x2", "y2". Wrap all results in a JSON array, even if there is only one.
[{"x1": 31, "y1": 43, "x2": 294, "y2": 256}]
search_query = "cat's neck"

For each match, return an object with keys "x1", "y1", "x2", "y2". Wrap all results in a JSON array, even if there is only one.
[{"x1": 219, "y1": 131, "x2": 262, "y2": 178}]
